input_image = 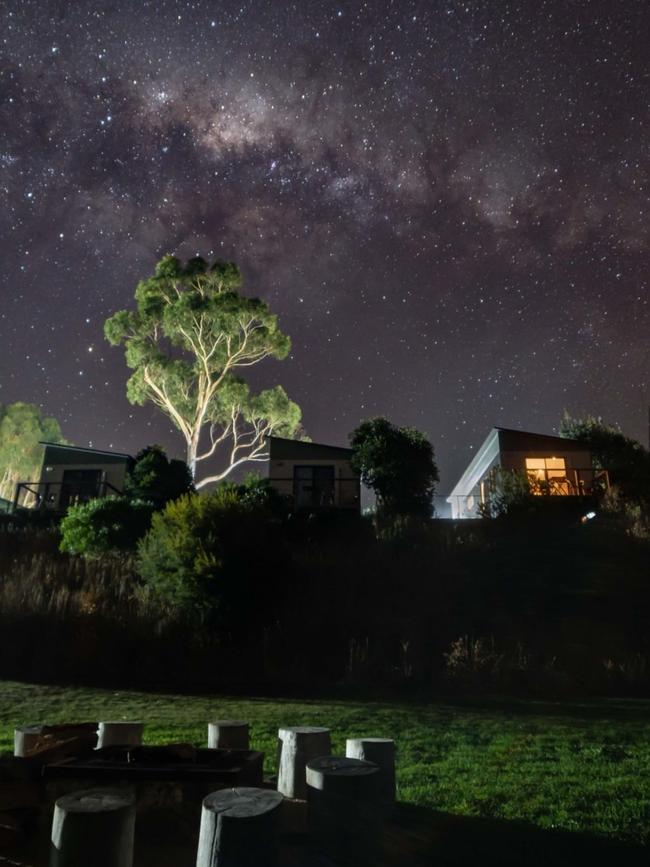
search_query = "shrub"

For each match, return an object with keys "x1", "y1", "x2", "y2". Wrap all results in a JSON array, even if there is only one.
[
  {"x1": 136, "y1": 487, "x2": 287, "y2": 620},
  {"x1": 237, "y1": 472, "x2": 291, "y2": 518},
  {"x1": 125, "y1": 444, "x2": 194, "y2": 507},
  {"x1": 60, "y1": 496, "x2": 154, "y2": 557}
]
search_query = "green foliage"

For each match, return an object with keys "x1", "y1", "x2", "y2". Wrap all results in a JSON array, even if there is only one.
[
  {"x1": 237, "y1": 472, "x2": 291, "y2": 517},
  {"x1": 59, "y1": 496, "x2": 154, "y2": 557},
  {"x1": 125, "y1": 445, "x2": 194, "y2": 507},
  {"x1": 600, "y1": 485, "x2": 650, "y2": 541},
  {"x1": 104, "y1": 255, "x2": 302, "y2": 484},
  {"x1": 350, "y1": 417, "x2": 439, "y2": 518},
  {"x1": 136, "y1": 487, "x2": 285, "y2": 618},
  {"x1": 0, "y1": 402, "x2": 66, "y2": 501},
  {"x1": 478, "y1": 468, "x2": 535, "y2": 518},
  {"x1": 560, "y1": 413, "x2": 650, "y2": 502}
]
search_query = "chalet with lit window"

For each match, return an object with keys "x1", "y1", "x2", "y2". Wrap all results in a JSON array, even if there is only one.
[
  {"x1": 447, "y1": 427, "x2": 609, "y2": 519},
  {"x1": 14, "y1": 442, "x2": 131, "y2": 512},
  {"x1": 267, "y1": 436, "x2": 360, "y2": 512}
]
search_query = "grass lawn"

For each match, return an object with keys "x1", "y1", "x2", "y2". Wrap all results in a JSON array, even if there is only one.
[{"x1": 0, "y1": 680, "x2": 648, "y2": 845}]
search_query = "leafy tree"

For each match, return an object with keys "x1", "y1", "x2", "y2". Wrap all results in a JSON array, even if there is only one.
[
  {"x1": 0, "y1": 402, "x2": 66, "y2": 502},
  {"x1": 560, "y1": 413, "x2": 650, "y2": 501},
  {"x1": 350, "y1": 418, "x2": 439, "y2": 518},
  {"x1": 104, "y1": 255, "x2": 302, "y2": 487},
  {"x1": 136, "y1": 487, "x2": 286, "y2": 619},
  {"x1": 60, "y1": 496, "x2": 154, "y2": 557},
  {"x1": 125, "y1": 445, "x2": 194, "y2": 507}
]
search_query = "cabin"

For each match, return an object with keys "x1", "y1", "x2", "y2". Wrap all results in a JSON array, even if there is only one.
[
  {"x1": 267, "y1": 436, "x2": 360, "y2": 512},
  {"x1": 14, "y1": 442, "x2": 131, "y2": 512},
  {"x1": 447, "y1": 427, "x2": 609, "y2": 519}
]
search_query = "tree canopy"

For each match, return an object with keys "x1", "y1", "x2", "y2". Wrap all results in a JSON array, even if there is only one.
[
  {"x1": 0, "y1": 402, "x2": 66, "y2": 503},
  {"x1": 560, "y1": 413, "x2": 650, "y2": 502},
  {"x1": 125, "y1": 445, "x2": 194, "y2": 507},
  {"x1": 105, "y1": 255, "x2": 302, "y2": 488},
  {"x1": 350, "y1": 417, "x2": 439, "y2": 518}
]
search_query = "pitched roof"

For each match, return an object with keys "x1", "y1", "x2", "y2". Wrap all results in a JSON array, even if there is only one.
[
  {"x1": 40, "y1": 441, "x2": 132, "y2": 462},
  {"x1": 268, "y1": 436, "x2": 353, "y2": 461}
]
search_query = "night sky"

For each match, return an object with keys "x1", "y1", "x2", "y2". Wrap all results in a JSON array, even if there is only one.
[{"x1": 1, "y1": 0, "x2": 648, "y2": 499}]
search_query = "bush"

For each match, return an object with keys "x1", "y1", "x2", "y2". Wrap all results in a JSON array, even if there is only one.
[
  {"x1": 60, "y1": 496, "x2": 154, "y2": 557},
  {"x1": 125, "y1": 444, "x2": 194, "y2": 507},
  {"x1": 237, "y1": 472, "x2": 291, "y2": 518},
  {"x1": 136, "y1": 487, "x2": 288, "y2": 620}
]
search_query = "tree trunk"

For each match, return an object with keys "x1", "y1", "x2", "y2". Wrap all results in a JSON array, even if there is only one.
[
  {"x1": 208, "y1": 721, "x2": 250, "y2": 750},
  {"x1": 306, "y1": 756, "x2": 381, "y2": 867},
  {"x1": 196, "y1": 787, "x2": 283, "y2": 867},
  {"x1": 49, "y1": 788, "x2": 135, "y2": 867},
  {"x1": 96, "y1": 722, "x2": 143, "y2": 750},
  {"x1": 14, "y1": 725, "x2": 43, "y2": 757},
  {"x1": 277, "y1": 727, "x2": 331, "y2": 800},
  {"x1": 345, "y1": 737, "x2": 396, "y2": 808}
]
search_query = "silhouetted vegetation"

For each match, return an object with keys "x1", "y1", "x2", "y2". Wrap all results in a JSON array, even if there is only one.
[
  {"x1": 125, "y1": 444, "x2": 194, "y2": 507},
  {"x1": 350, "y1": 418, "x2": 439, "y2": 521},
  {"x1": 1, "y1": 499, "x2": 648, "y2": 696},
  {"x1": 560, "y1": 413, "x2": 650, "y2": 503}
]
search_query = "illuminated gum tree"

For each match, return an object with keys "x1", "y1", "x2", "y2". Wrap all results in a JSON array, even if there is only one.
[{"x1": 104, "y1": 255, "x2": 301, "y2": 487}]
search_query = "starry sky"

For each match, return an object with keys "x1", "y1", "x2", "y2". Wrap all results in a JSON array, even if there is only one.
[{"x1": 1, "y1": 0, "x2": 648, "y2": 501}]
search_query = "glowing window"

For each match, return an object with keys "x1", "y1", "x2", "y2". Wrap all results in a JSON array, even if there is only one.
[
  {"x1": 525, "y1": 457, "x2": 569, "y2": 495},
  {"x1": 525, "y1": 457, "x2": 566, "y2": 472}
]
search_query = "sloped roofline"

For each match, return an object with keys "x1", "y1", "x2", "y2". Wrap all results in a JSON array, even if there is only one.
[
  {"x1": 40, "y1": 441, "x2": 132, "y2": 460},
  {"x1": 267, "y1": 435, "x2": 353, "y2": 458},
  {"x1": 447, "y1": 428, "x2": 500, "y2": 501}
]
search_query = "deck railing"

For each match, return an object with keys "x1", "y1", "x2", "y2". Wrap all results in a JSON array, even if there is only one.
[
  {"x1": 445, "y1": 467, "x2": 610, "y2": 519},
  {"x1": 12, "y1": 480, "x2": 122, "y2": 512}
]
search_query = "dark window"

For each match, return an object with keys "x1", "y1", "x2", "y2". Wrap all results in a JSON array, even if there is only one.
[
  {"x1": 293, "y1": 465, "x2": 335, "y2": 509},
  {"x1": 60, "y1": 469, "x2": 103, "y2": 509}
]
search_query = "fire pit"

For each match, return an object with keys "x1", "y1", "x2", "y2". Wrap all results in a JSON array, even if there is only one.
[{"x1": 43, "y1": 744, "x2": 264, "y2": 786}]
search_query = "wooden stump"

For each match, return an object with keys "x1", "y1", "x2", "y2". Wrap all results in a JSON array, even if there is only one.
[
  {"x1": 207, "y1": 720, "x2": 250, "y2": 750},
  {"x1": 96, "y1": 722, "x2": 143, "y2": 750},
  {"x1": 49, "y1": 788, "x2": 135, "y2": 867},
  {"x1": 277, "y1": 726, "x2": 331, "y2": 800},
  {"x1": 346, "y1": 737, "x2": 396, "y2": 807},
  {"x1": 14, "y1": 723, "x2": 98, "y2": 759},
  {"x1": 14, "y1": 725, "x2": 43, "y2": 758},
  {"x1": 196, "y1": 787, "x2": 283, "y2": 867},
  {"x1": 306, "y1": 756, "x2": 380, "y2": 867}
]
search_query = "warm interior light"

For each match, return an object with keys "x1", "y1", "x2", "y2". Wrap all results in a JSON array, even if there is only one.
[{"x1": 525, "y1": 457, "x2": 568, "y2": 495}]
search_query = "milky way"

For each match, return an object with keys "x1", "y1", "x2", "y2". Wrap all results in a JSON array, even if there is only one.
[{"x1": 1, "y1": 0, "x2": 648, "y2": 500}]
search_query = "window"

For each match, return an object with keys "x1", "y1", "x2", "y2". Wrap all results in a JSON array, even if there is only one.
[
  {"x1": 525, "y1": 457, "x2": 571, "y2": 495},
  {"x1": 293, "y1": 465, "x2": 335, "y2": 509}
]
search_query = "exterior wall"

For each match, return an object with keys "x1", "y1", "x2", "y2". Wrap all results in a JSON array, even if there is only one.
[
  {"x1": 449, "y1": 455, "x2": 500, "y2": 519},
  {"x1": 38, "y1": 457, "x2": 129, "y2": 510},
  {"x1": 448, "y1": 429, "x2": 501, "y2": 519},
  {"x1": 500, "y1": 449, "x2": 592, "y2": 472},
  {"x1": 268, "y1": 457, "x2": 360, "y2": 510}
]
